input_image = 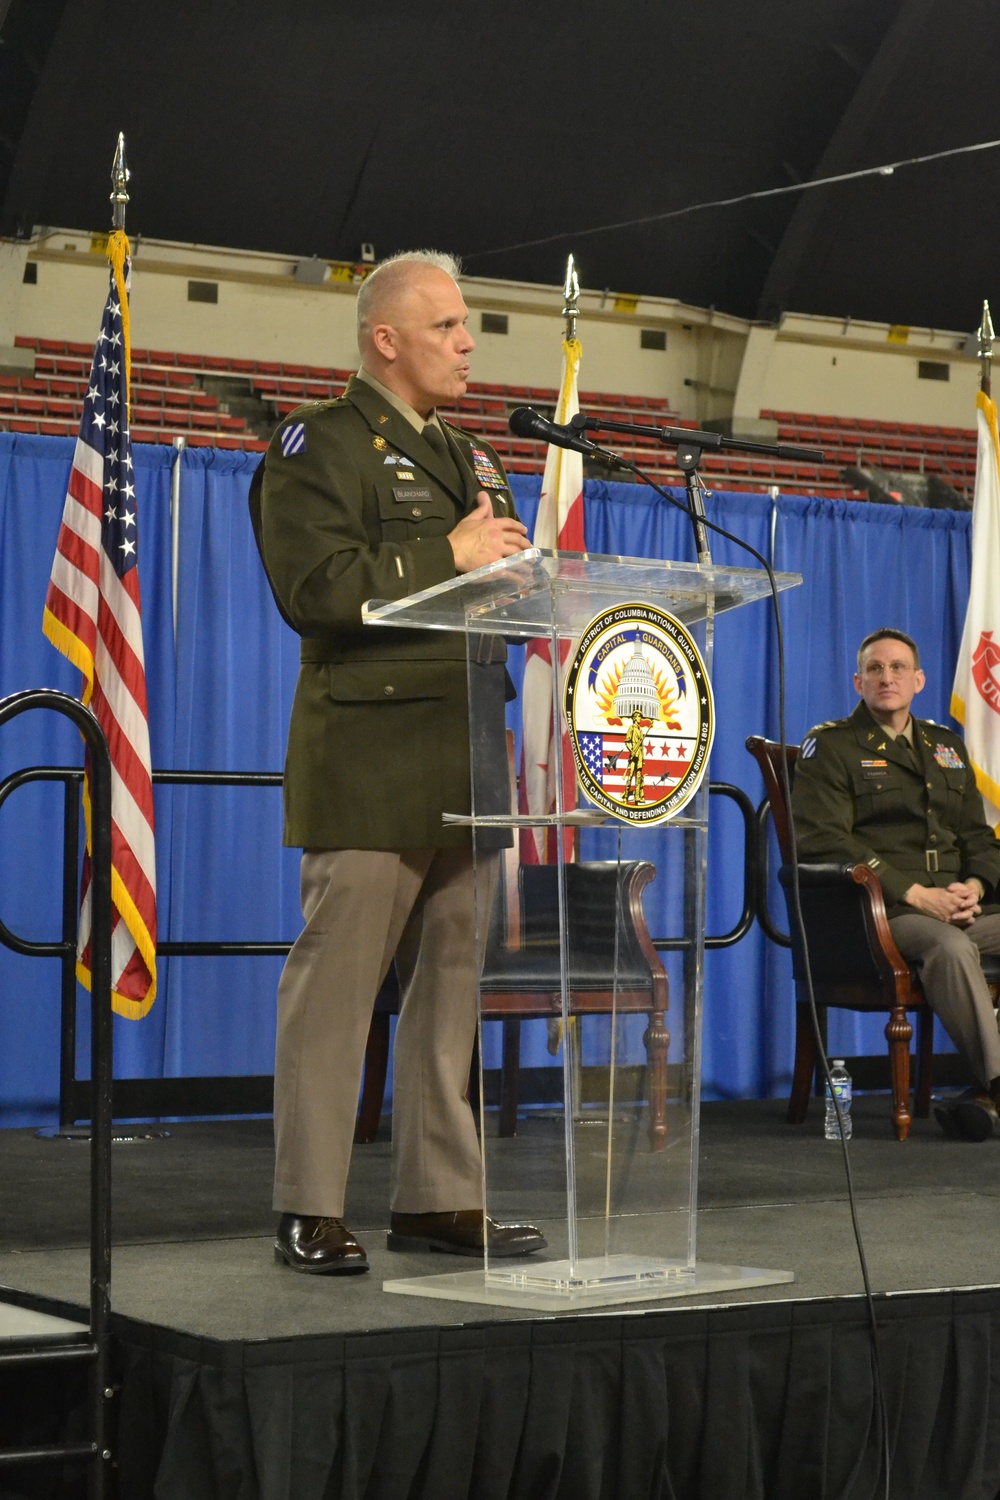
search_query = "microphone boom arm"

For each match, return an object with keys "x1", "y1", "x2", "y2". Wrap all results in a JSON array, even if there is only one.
[{"x1": 569, "y1": 412, "x2": 825, "y2": 463}]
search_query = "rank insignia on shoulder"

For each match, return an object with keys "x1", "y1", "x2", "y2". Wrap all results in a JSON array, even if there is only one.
[
  {"x1": 933, "y1": 743, "x2": 964, "y2": 769},
  {"x1": 801, "y1": 736, "x2": 817, "y2": 759},
  {"x1": 280, "y1": 422, "x2": 305, "y2": 457},
  {"x1": 372, "y1": 435, "x2": 387, "y2": 450}
]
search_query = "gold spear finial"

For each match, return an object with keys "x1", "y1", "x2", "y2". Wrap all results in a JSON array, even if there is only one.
[
  {"x1": 110, "y1": 132, "x2": 130, "y2": 231},
  {"x1": 978, "y1": 299, "x2": 994, "y2": 398},
  {"x1": 562, "y1": 254, "x2": 580, "y2": 343}
]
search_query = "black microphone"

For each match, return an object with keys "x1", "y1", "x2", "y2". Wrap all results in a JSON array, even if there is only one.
[{"x1": 508, "y1": 406, "x2": 597, "y2": 456}]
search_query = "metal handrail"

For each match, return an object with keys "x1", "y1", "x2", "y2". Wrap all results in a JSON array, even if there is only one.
[
  {"x1": 0, "y1": 691, "x2": 113, "y2": 1496},
  {"x1": 754, "y1": 796, "x2": 792, "y2": 947},
  {"x1": 0, "y1": 763, "x2": 763, "y2": 1125},
  {"x1": 651, "y1": 781, "x2": 758, "y2": 950}
]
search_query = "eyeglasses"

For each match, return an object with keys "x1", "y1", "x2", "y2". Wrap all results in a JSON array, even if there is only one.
[{"x1": 861, "y1": 660, "x2": 915, "y2": 678}]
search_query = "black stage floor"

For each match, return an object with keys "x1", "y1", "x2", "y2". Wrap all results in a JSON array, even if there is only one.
[{"x1": 3, "y1": 1096, "x2": 1000, "y2": 1498}]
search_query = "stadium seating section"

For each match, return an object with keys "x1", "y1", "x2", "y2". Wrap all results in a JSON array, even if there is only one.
[{"x1": 0, "y1": 338, "x2": 977, "y2": 500}]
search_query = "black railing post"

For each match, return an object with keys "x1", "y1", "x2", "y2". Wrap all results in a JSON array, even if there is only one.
[
  {"x1": 87, "y1": 737, "x2": 113, "y2": 1495},
  {"x1": 59, "y1": 774, "x2": 81, "y2": 1130},
  {"x1": 0, "y1": 689, "x2": 114, "y2": 1499}
]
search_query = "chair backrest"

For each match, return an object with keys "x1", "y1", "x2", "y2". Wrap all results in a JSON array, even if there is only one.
[{"x1": 745, "y1": 736, "x2": 799, "y2": 863}]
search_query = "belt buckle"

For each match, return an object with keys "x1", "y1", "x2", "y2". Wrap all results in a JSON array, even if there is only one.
[{"x1": 925, "y1": 848, "x2": 939, "y2": 873}]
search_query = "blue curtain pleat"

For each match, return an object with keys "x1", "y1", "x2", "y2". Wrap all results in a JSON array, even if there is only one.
[
  {"x1": 164, "y1": 447, "x2": 300, "y2": 1080},
  {"x1": 0, "y1": 438, "x2": 975, "y2": 1123}
]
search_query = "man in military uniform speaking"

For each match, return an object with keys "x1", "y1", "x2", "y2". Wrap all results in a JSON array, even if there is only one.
[
  {"x1": 792, "y1": 628, "x2": 1000, "y2": 1141},
  {"x1": 256, "y1": 251, "x2": 545, "y2": 1272}
]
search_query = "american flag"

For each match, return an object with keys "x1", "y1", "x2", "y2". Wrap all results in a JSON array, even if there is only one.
[
  {"x1": 578, "y1": 730, "x2": 691, "y2": 800},
  {"x1": 42, "y1": 232, "x2": 157, "y2": 1019}
]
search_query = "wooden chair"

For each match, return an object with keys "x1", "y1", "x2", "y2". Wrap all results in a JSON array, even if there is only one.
[
  {"x1": 745, "y1": 734, "x2": 1000, "y2": 1141},
  {"x1": 357, "y1": 739, "x2": 670, "y2": 1149}
]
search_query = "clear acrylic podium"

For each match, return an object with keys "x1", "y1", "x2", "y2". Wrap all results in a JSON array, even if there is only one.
[{"x1": 364, "y1": 548, "x2": 800, "y2": 1311}]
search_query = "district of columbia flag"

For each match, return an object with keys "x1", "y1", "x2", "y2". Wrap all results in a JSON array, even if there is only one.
[
  {"x1": 519, "y1": 336, "x2": 585, "y2": 864},
  {"x1": 951, "y1": 389, "x2": 1000, "y2": 831},
  {"x1": 42, "y1": 229, "x2": 157, "y2": 1018}
]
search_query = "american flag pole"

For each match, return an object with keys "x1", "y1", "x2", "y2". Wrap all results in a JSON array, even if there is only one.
[{"x1": 42, "y1": 134, "x2": 157, "y2": 1018}]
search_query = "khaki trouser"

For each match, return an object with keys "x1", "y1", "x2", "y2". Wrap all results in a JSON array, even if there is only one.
[
  {"x1": 889, "y1": 911, "x2": 1000, "y2": 1087},
  {"x1": 273, "y1": 847, "x2": 492, "y2": 1218}
]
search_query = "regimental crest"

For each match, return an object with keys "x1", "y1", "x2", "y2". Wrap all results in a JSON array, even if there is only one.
[{"x1": 564, "y1": 603, "x2": 715, "y2": 825}]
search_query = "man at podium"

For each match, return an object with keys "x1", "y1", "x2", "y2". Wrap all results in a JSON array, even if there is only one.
[{"x1": 256, "y1": 250, "x2": 543, "y2": 1273}]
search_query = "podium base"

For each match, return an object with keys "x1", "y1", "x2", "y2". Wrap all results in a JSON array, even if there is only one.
[{"x1": 384, "y1": 1256, "x2": 795, "y2": 1312}]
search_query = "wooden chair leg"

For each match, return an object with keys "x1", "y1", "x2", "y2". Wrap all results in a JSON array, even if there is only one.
[
  {"x1": 914, "y1": 1006, "x2": 934, "y2": 1118},
  {"x1": 788, "y1": 1000, "x2": 816, "y2": 1123},
  {"x1": 643, "y1": 1008, "x2": 669, "y2": 1152},
  {"x1": 885, "y1": 1005, "x2": 913, "y2": 1141},
  {"x1": 498, "y1": 1019, "x2": 521, "y2": 1137},
  {"x1": 354, "y1": 1012, "x2": 390, "y2": 1144}
]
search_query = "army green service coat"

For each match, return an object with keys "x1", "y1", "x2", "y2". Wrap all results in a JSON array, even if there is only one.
[
  {"x1": 791, "y1": 701, "x2": 1000, "y2": 918},
  {"x1": 257, "y1": 377, "x2": 517, "y2": 850}
]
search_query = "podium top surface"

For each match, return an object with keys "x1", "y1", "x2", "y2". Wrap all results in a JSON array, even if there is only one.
[{"x1": 362, "y1": 548, "x2": 800, "y2": 639}]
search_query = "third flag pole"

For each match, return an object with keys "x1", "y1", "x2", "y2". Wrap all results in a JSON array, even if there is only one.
[
  {"x1": 518, "y1": 255, "x2": 585, "y2": 864},
  {"x1": 951, "y1": 300, "x2": 1000, "y2": 830}
]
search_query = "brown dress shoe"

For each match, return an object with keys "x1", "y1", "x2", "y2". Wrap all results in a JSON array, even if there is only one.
[
  {"x1": 274, "y1": 1213, "x2": 368, "y2": 1274},
  {"x1": 387, "y1": 1209, "x2": 546, "y2": 1258}
]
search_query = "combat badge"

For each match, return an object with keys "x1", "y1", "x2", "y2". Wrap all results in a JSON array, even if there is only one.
[{"x1": 564, "y1": 602, "x2": 714, "y2": 825}]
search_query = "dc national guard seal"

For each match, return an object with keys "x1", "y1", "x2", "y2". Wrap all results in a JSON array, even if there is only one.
[{"x1": 564, "y1": 603, "x2": 715, "y2": 825}]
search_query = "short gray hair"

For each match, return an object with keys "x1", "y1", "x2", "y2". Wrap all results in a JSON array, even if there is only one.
[{"x1": 357, "y1": 250, "x2": 462, "y2": 337}]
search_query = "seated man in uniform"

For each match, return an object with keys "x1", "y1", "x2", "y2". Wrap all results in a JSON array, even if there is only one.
[
  {"x1": 256, "y1": 250, "x2": 544, "y2": 1272},
  {"x1": 792, "y1": 627, "x2": 1000, "y2": 1140}
]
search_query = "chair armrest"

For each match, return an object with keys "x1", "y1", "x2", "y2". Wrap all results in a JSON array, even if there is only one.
[{"x1": 777, "y1": 861, "x2": 911, "y2": 990}]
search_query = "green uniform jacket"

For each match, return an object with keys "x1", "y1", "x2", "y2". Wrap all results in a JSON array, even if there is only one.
[
  {"x1": 791, "y1": 701, "x2": 1000, "y2": 919},
  {"x1": 257, "y1": 376, "x2": 518, "y2": 850}
]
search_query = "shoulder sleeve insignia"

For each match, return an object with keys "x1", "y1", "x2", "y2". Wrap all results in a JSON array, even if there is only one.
[{"x1": 280, "y1": 422, "x2": 306, "y2": 458}]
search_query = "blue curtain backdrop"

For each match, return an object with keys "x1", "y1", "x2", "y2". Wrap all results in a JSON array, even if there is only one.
[{"x1": 0, "y1": 433, "x2": 974, "y2": 1124}]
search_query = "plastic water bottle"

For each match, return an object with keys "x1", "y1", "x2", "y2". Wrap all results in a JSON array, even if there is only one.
[{"x1": 824, "y1": 1060, "x2": 853, "y2": 1140}]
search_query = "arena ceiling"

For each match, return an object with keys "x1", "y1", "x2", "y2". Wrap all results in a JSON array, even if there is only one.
[{"x1": 1, "y1": 0, "x2": 998, "y2": 333}]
